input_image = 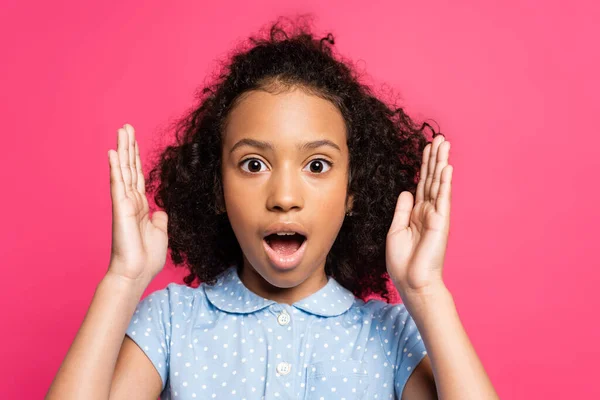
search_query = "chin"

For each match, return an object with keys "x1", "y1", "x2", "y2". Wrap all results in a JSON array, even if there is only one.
[{"x1": 243, "y1": 255, "x2": 313, "y2": 288}]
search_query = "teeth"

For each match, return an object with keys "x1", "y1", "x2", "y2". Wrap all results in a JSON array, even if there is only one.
[{"x1": 276, "y1": 232, "x2": 297, "y2": 236}]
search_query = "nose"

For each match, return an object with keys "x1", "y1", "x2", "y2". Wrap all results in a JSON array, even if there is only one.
[{"x1": 265, "y1": 163, "x2": 304, "y2": 213}]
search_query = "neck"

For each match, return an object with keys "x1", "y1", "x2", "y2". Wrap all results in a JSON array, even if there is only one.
[{"x1": 237, "y1": 259, "x2": 328, "y2": 305}]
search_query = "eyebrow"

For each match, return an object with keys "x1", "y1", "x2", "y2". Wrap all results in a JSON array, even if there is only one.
[{"x1": 228, "y1": 138, "x2": 342, "y2": 154}]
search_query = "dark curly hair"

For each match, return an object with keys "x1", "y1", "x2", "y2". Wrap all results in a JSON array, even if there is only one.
[{"x1": 145, "y1": 14, "x2": 443, "y2": 303}]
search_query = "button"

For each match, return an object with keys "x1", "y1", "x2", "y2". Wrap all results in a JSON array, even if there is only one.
[
  {"x1": 276, "y1": 362, "x2": 291, "y2": 375},
  {"x1": 277, "y1": 310, "x2": 290, "y2": 325}
]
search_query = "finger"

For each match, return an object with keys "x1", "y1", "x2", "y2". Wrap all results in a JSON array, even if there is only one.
[
  {"x1": 117, "y1": 128, "x2": 133, "y2": 192},
  {"x1": 425, "y1": 135, "x2": 444, "y2": 202},
  {"x1": 134, "y1": 140, "x2": 150, "y2": 213},
  {"x1": 108, "y1": 149, "x2": 126, "y2": 203},
  {"x1": 125, "y1": 124, "x2": 137, "y2": 190},
  {"x1": 436, "y1": 165, "x2": 453, "y2": 217},
  {"x1": 134, "y1": 140, "x2": 146, "y2": 195},
  {"x1": 415, "y1": 143, "x2": 430, "y2": 204},
  {"x1": 430, "y1": 140, "x2": 450, "y2": 203}
]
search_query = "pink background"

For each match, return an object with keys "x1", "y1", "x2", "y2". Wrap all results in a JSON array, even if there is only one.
[{"x1": 1, "y1": 0, "x2": 598, "y2": 398}]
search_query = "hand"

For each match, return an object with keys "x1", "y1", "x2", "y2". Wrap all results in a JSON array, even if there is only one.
[
  {"x1": 107, "y1": 124, "x2": 169, "y2": 286},
  {"x1": 386, "y1": 134, "x2": 453, "y2": 297}
]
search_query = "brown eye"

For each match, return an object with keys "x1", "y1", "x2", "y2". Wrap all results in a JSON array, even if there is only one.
[
  {"x1": 240, "y1": 158, "x2": 267, "y2": 173},
  {"x1": 303, "y1": 159, "x2": 332, "y2": 174}
]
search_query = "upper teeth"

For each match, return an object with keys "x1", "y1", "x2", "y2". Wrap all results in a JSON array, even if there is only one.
[{"x1": 276, "y1": 232, "x2": 296, "y2": 235}]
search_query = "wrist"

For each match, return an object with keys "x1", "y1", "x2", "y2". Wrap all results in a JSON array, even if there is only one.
[
  {"x1": 396, "y1": 281, "x2": 453, "y2": 316},
  {"x1": 395, "y1": 278, "x2": 449, "y2": 299},
  {"x1": 102, "y1": 269, "x2": 150, "y2": 297}
]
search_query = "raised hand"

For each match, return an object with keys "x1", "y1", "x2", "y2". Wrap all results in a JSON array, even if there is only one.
[
  {"x1": 107, "y1": 124, "x2": 169, "y2": 286},
  {"x1": 385, "y1": 134, "x2": 453, "y2": 297}
]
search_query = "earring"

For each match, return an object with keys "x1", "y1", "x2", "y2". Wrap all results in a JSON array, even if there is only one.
[{"x1": 345, "y1": 210, "x2": 353, "y2": 216}]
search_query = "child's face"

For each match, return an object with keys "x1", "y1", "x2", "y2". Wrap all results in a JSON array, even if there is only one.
[{"x1": 221, "y1": 87, "x2": 352, "y2": 304}]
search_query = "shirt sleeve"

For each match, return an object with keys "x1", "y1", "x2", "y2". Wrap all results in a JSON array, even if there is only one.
[
  {"x1": 125, "y1": 285, "x2": 173, "y2": 391},
  {"x1": 377, "y1": 303, "x2": 428, "y2": 399}
]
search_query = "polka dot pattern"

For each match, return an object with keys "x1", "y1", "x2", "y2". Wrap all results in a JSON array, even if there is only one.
[{"x1": 125, "y1": 266, "x2": 427, "y2": 399}]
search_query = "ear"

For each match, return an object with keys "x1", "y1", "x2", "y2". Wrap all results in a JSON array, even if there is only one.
[
  {"x1": 215, "y1": 197, "x2": 227, "y2": 215},
  {"x1": 345, "y1": 194, "x2": 354, "y2": 213}
]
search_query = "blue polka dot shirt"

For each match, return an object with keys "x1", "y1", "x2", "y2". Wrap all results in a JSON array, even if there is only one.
[{"x1": 126, "y1": 265, "x2": 428, "y2": 399}]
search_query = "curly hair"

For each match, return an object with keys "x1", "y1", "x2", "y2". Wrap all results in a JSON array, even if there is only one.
[{"x1": 145, "y1": 14, "x2": 443, "y2": 303}]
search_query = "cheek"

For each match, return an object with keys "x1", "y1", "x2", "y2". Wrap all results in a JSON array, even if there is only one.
[
  {"x1": 221, "y1": 175, "x2": 263, "y2": 244},
  {"x1": 222, "y1": 170, "x2": 253, "y2": 209},
  {"x1": 223, "y1": 201, "x2": 256, "y2": 257},
  {"x1": 310, "y1": 180, "x2": 348, "y2": 215},
  {"x1": 221, "y1": 172, "x2": 242, "y2": 220},
  {"x1": 309, "y1": 185, "x2": 347, "y2": 243}
]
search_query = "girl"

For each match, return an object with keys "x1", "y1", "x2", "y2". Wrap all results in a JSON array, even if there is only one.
[{"x1": 47, "y1": 16, "x2": 498, "y2": 400}]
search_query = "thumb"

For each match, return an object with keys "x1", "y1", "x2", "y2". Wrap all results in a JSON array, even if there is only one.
[
  {"x1": 151, "y1": 210, "x2": 169, "y2": 233},
  {"x1": 388, "y1": 191, "x2": 413, "y2": 235}
]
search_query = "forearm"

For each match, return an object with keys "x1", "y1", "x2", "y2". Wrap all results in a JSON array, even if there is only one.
[
  {"x1": 46, "y1": 270, "x2": 148, "y2": 400},
  {"x1": 399, "y1": 283, "x2": 499, "y2": 400}
]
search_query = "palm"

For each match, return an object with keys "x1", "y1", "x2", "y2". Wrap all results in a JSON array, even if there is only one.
[
  {"x1": 114, "y1": 184, "x2": 167, "y2": 270},
  {"x1": 109, "y1": 124, "x2": 169, "y2": 283},
  {"x1": 386, "y1": 136, "x2": 453, "y2": 294}
]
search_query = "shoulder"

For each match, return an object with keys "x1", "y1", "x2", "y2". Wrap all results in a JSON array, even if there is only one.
[
  {"x1": 356, "y1": 300, "x2": 429, "y2": 397},
  {"x1": 139, "y1": 282, "x2": 200, "y2": 304},
  {"x1": 135, "y1": 282, "x2": 210, "y2": 321},
  {"x1": 354, "y1": 299, "x2": 423, "y2": 355},
  {"x1": 345, "y1": 298, "x2": 415, "y2": 341},
  {"x1": 351, "y1": 297, "x2": 412, "y2": 323}
]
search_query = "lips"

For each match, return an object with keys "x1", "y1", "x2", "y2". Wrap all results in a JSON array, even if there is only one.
[
  {"x1": 262, "y1": 235, "x2": 308, "y2": 270},
  {"x1": 264, "y1": 233, "x2": 306, "y2": 255},
  {"x1": 262, "y1": 221, "x2": 309, "y2": 270},
  {"x1": 263, "y1": 221, "x2": 308, "y2": 238}
]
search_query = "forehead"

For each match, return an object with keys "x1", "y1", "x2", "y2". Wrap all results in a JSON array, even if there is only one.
[{"x1": 222, "y1": 88, "x2": 347, "y2": 148}]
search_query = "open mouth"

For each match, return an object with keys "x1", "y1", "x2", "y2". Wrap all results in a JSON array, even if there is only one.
[{"x1": 264, "y1": 233, "x2": 307, "y2": 256}]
